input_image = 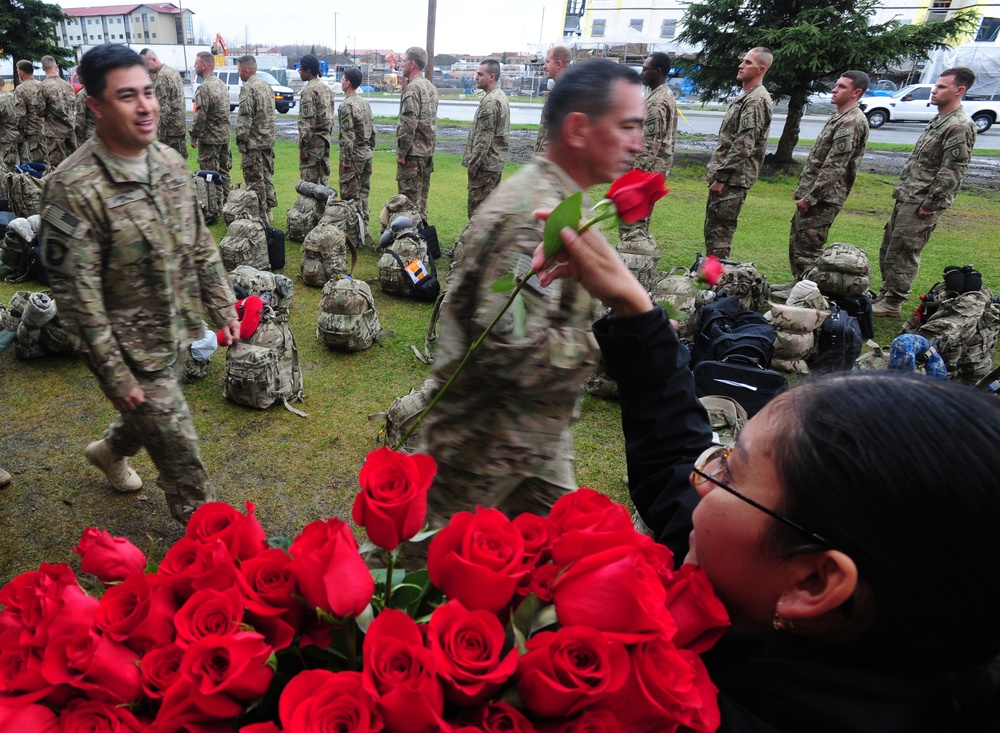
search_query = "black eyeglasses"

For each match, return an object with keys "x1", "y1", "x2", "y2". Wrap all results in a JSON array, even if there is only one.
[{"x1": 692, "y1": 444, "x2": 832, "y2": 548}]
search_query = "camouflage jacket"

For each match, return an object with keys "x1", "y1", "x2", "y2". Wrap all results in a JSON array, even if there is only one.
[
  {"x1": 396, "y1": 74, "x2": 438, "y2": 159},
  {"x1": 39, "y1": 135, "x2": 236, "y2": 401},
  {"x1": 0, "y1": 91, "x2": 17, "y2": 145},
  {"x1": 794, "y1": 104, "x2": 869, "y2": 206},
  {"x1": 462, "y1": 86, "x2": 510, "y2": 173},
  {"x1": 236, "y1": 75, "x2": 275, "y2": 151},
  {"x1": 635, "y1": 83, "x2": 677, "y2": 176},
  {"x1": 424, "y1": 157, "x2": 600, "y2": 485},
  {"x1": 534, "y1": 94, "x2": 551, "y2": 154},
  {"x1": 893, "y1": 107, "x2": 976, "y2": 212},
  {"x1": 75, "y1": 89, "x2": 97, "y2": 144},
  {"x1": 338, "y1": 93, "x2": 375, "y2": 161},
  {"x1": 298, "y1": 78, "x2": 334, "y2": 150},
  {"x1": 190, "y1": 73, "x2": 230, "y2": 146},
  {"x1": 39, "y1": 75, "x2": 76, "y2": 142},
  {"x1": 706, "y1": 83, "x2": 773, "y2": 188},
  {"x1": 152, "y1": 64, "x2": 186, "y2": 139},
  {"x1": 14, "y1": 78, "x2": 44, "y2": 139}
]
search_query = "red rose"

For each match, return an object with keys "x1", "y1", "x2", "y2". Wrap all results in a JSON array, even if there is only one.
[
  {"x1": 289, "y1": 518, "x2": 374, "y2": 620},
  {"x1": 236, "y1": 548, "x2": 307, "y2": 651},
  {"x1": 516, "y1": 626, "x2": 629, "y2": 718},
  {"x1": 186, "y1": 501, "x2": 267, "y2": 562},
  {"x1": 0, "y1": 645, "x2": 59, "y2": 705},
  {"x1": 597, "y1": 639, "x2": 719, "y2": 733},
  {"x1": 177, "y1": 631, "x2": 275, "y2": 719},
  {"x1": 157, "y1": 538, "x2": 238, "y2": 599},
  {"x1": 697, "y1": 255, "x2": 724, "y2": 288},
  {"x1": 278, "y1": 670, "x2": 383, "y2": 733},
  {"x1": 427, "y1": 599, "x2": 519, "y2": 706},
  {"x1": 633, "y1": 534, "x2": 676, "y2": 588},
  {"x1": 240, "y1": 724, "x2": 282, "y2": 733},
  {"x1": 41, "y1": 624, "x2": 143, "y2": 704},
  {"x1": 362, "y1": 609, "x2": 447, "y2": 733},
  {"x1": 606, "y1": 170, "x2": 668, "y2": 223},
  {"x1": 428, "y1": 508, "x2": 527, "y2": 613},
  {"x1": 74, "y1": 528, "x2": 147, "y2": 583},
  {"x1": 553, "y1": 545, "x2": 676, "y2": 643},
  {"x1": 511, "y1": 512, "x2": 560, "y2": 568},
  {"x1": 58, "y1": 697, "x2": 146, "y2": 732},
  {"x1": 0, "y1": 563, "x2": 98, "y2": 649},
  {"x1": 518, "y1": 562, "x2": 560, "y2": 603},
  {"x1": 0, "y1": 702, "x2": 59, "y2": 732},
  {"x1": 352, "y1": 447, "x2": 436, "y2": 551},
  {"x1": 536, "y1": 710, "x2": 627, "y2": 733},
  {"x1": 96, "y1": 572, "x2": 178, "y2": 654},
  {"x1": 664, "y1": 564, "x2": 730, "y2": 654},
  {"x1": 174, "y1": 587, "x2": 245, "y2": 648},
  {"x1": 140, "y1": 642, "x2": 184, "y2": 699},
  {"x1": 548, "y1": 489, "x2": 641, "y2": 566},
  {"x1": 465, "y1": 701, "x2": 537, "y2": 733}
]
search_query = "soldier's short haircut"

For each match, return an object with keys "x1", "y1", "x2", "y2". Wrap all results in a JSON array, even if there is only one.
[
  {"x1": 549, "y1": 46, "x2": 571, "y2": 65},
  {"x1": 748, "y1": 47, "x2": 773, "y2": 68},
  {"x1": 344, "y1": 67, "x2": 363, "y2": 89},
  {"x1": 646, "y1": 52, "x2": 671, "y2": 78},
  {"x1": 841, "y1": 70, "x2": 870, "y2": 94},
  {"x1": 300, "y1": 54, "x2": 321, "y2": 77},
  {"x1": 196, "y1": 51, "x2": 215, "y2": 68},
  {"x1": 138, "y1": 48, "x2": 154, "y2": 58},
  {"x1": 41, "y1": 56, "x2": 57, "y2": 72},
  {"x1": 480, "y1": 59, "x2": 501, "y2": 82},
  {"x1": 942, "y1": 66, "x2": 976, "y2": 91},
  {"x1": 16, "y1": 60, "x2": 34, "y2": 76},
  {"x1": 78, "y1": 44, "x2": 146, "y2": 100},
  {"x1": 237, "y1": 55, "x2": 257, "y2": 71},
  {"x1": 544, "y1": 59, "x2": 641, "y2": 138},
  {"x1": 405, "y1": 47, "x2": 428, "y2": 70}
]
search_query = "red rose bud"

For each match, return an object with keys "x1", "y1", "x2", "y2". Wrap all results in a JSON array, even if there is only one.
[
  {"x1": 665, "y1": 564, "x2": 730, "y2": 654},
  {"x1": 606, "y1": 170, "x2": 668, "y2": 223},
  {"x1": 697, "y1": 255, "x2": 724, "y2": 288},
  {"x1": 352, "y1": 447, "x2": 436, "y2": 552},
  {"x1": 74, "y1": 528, "x2": 147, "y2": 584},
  {"x1": 289, "y1": 518, "x2": 374, "y2": 620}
]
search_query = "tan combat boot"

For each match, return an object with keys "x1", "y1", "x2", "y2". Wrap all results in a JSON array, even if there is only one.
[
  {"x1": 85, "y1": 440, "x2": 143, "y2": 493},
  {"x1": 0, "y1": 468, "x2": 11, "y2": 489},
  {"x1": 872, "y1": 300, "x2": 902, "y2": 318}
]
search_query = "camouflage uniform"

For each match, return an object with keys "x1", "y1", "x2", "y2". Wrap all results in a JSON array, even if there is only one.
[
  {"x1": 0, "y1": 90, "x2": 18, "y2": 169},
  {"x1": 39, "y1": 135, "x2": 237, "y2": 522},
  {"x1": 190, "y1": 72, "x2": 232, "y2": 198},
  {"x1": 421, "y1": 157, "x2": 601, "y2": 527},
  {"x1": 878, "y1": 107, "x2": 976, "y2": 308},
  {"x1": 788, "y1": 104, "x2": 868, "y2": 278},
  {"x1": 462, "y1": 86, "x2": 510, "y2": 218},
  {"x1": 14, "y1": 78, "x2": 46, "y2": 165},
  {"x1": 620, "y1": 83, "x2": 677, "y2": 238},
  {"x1": 534, "y1": 95, "x2": 551, "y2": 154},
  {"x1": 152, "y1": 63, "x2": 188, "y2": 159},
  {"x1": 297, "y1": 78, "x2": 334, "y2": 184},
  {"x1": 704, "y1": 83, "x2": 773, "y2": 258},
  {"x1": 75, "y1": 89, "x2": 97, "y2": 147},
  {"x1": 338, "y1": 92, "x2": 375, "y2": 225},
  {"x1": 396, "y1": 74, "x2": 438, "y2": 221},
  {"x1": 236, "y1": 74, "x2": 276, "y2": 219},
  {"x1": 39, "y1": 75, "x2": 78, "y2": 169}
]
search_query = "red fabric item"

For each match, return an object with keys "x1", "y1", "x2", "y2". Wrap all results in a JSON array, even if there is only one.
[{"x1": 219, "y1": 295, "x2": 264, "y2": 344}]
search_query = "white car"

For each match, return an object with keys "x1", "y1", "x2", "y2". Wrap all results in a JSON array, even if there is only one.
[
  {"x1": 861, "y1": 84, "x2": 998, "y2": 133},
  {"x1": 192, "y1": 67, "x2": 297, "y2": 114}
]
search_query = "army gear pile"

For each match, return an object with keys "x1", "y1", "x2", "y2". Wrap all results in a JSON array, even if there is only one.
[
  {"x1": 691, "y1": 295, "x2": 776, "y2": 369},
  {"x1": 616, "y1": 229, "x2": 660, "y2": 290},
  {"x1": 4, "y1": 290, "x2": 72, "y2": 359},
  {"x1": 300, "y1": 222, "x2": 350, "y2": 288},
  {"x1": 809, "y1": 304, "x2": 863, "y2": 373},
  {"x1": 652, "y1": 266, "x2": 715, "y2": 341},
  {"x1": 802, "y1": 242, "x2": 871, "y2": 298},
  {"x1": 219, "y1": 218, "x2": 270, "y2": 272},
  {"x1": 286, "y1": 193, "x2": 325, "y2": 242},
  {"x1": 317, "y1": 277, "x2": 383, "y2": 352},
  {"x1": 369, "y1": 378, "x2": 436, "y2": 454},
  {"x1": 3, "y1": 165, "x2": 47, "y2": 218},
  {"x1": 192, "y1": 170, "x2": 226, "y2": 226},
  {"x1": 710, "y1": 258, "x2": 771, "y2": 313},
  {"x1": 222, "y1": 187, "x2": 261, "y2": 226},
  {"x1": 378, "y1": 224, "x2": 438, "y2": 300},
  {"x1": 379, "y1": 194, "x2": 425, "y2": 238},
  {"x1": 767, "y1": 301, "x2": 829, "y2": 374},
  {"x1": 320, "y1": 198, "x2": 366, "y2": 254},
  {"x1": 0, "y1": 215, "x2": 39, "y2": 282}
]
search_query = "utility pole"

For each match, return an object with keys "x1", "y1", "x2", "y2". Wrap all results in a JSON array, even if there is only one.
[
  {"x1": 425, "y1": 0, "x2": 436, "y2": 83},
  {"x1": 334, "y1": 13, "x2": 337, "y2": 76}
]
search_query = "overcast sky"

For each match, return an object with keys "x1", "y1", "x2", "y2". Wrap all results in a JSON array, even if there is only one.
[{"x1": 59, "y1": 1, "x2": 568, "y2": 56}]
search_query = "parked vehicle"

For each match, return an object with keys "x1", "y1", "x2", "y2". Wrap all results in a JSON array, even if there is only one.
[
  {"x1": 192, "y1": 66, "x2": 296, "y2": 114},
  {"x1": 860, "y1": 83, "x2": 998, "y2": 133}
]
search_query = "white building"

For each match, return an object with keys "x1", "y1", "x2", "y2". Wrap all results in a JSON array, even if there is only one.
[{"x1": 55, "y1": 3, "x2": 195, "y2": 50}]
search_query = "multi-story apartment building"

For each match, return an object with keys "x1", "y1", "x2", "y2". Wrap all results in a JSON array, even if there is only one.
[{"x1": 55, "y1": 3, "x2": 195, "y2": 49}]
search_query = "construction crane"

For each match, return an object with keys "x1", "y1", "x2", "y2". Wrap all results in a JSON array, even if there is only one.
[{"x1": 211, "y1": 34, "x2": 228, "y2": 67}]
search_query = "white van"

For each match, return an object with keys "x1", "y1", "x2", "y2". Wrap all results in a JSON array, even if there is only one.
[{"x1": 193, "y1": 67, "x2": 296, "y2": 114}]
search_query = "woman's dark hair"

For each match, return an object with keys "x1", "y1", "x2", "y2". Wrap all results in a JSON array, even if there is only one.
[
  {"x1": 769, "y1": 373, "x2": 1000, "y2": 664},
  {"x1": 543, "y1": 58, "x2": 640, "y2": 139},
  {"x1": 78, "y1": 44, "x2": 145, "y2": 100}
]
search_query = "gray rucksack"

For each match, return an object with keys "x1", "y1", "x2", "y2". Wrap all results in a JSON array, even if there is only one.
[
  {"x1": 192, "y1": 171, "x2": 225, "y2": 226},
  {"x1": 222, "y1": 187, "x2": 260, "y2": 225},
  {"x1": 379, "y1": 194, "x2": 425, "y2": 238},
  {"x1": 317, "y1": 277, "x2": 384, "y2": 352},
  {"x1": 3, "y1": 169, "x2": 46, "y2": 218},
  {"x1": 616, "y1": 229, "x2": 660, "y2": 290},
  {"x1": 286, "y1": 193, "x2": 325, "y2": 242},
  {"x1": 712, "y1": 259, "x2": 771, "y2": 313},
  {"x1": 0, "y1": 217, "x2": 38, "y2": 282},
  {"x1": 300, "y1": 222, "x2": 350, "y2": 288},
  {"x1": 802, "y1": 242, "x2": 871, "y2": 298},
  {"x1": 369, "y1": 378, "x2": 436, "y2": 454},
  {"x1": 378, "y1": 230, "x2": 433, "y2": 297},
  {"x1": 219, "y1": 218, "x2": 270, "y2": 272},
  {"x1": 321, "y1": 199, "x2": 366, "y2": 254}
]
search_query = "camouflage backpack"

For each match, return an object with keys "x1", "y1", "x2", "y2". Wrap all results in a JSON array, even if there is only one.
[
  {"x1": 317, "y1": 277, "x2": 384, "y2": 352},
  {"x1": 616, "y1": 229, "x2": 660, "y2": 290},
  {"x1": 222, "y1": 187, "x2": 260, "y2": 226},
  {"x1": 368, "y1": 378, "x2": 436, "y2": 454},
  {"x1": 286, "y1": 193, "x2": 325, "y2": 242},
  {"x1": 192, "y1": 170, "x2": 225, "y2": 226},
  {"x1": 767, "y1": 301, "x2": 829, "y2": 374},
  {"x1": 854, "y1": 340, "x2": 890, "y2": 371},
  {"x1": 711, "y1": 259, "x2": 771, "y2": 313},
  {"x1": 4, "y1": 166, "x2": 47, "y2": 218},
  {"x1": 652, "y1": 266, "x2": 715, "y2": 341},
  {"x1": 300, "y1": 222, "x2": 350, "y2": 288},
  {"x1": 181, "y1": 325, "x2": 218, "y2": 383},
  {"x1": 379, "y1": 194, "x2": 425, "y2": 238},
  {"x1": 229, "y1": 265, "x2": 294, "y2": 317},
  {"x1": 321, "y1": 199, "x2": 366, "y2": 254},
  {"x1": 700, "y1": 395, "x2": 748, "y2": 447},
  {"x1": 584, "y1": 355, "x2": 619, "y2": 400},
  {"x1": 12, "y1": 290, "x2": 71, "y2": 359},
  {"x1": 378, "y1": 229, "x2": 437, "y2": 300},
  {"x1": 802, "y1": 242, "x2": 870, "y2": 298},
  {"x1": 0, "y1": 216, "x2": 37, "y2": 282},
  {"x1": 218, "y1": 218, "x2": 270, "y2": 272}
]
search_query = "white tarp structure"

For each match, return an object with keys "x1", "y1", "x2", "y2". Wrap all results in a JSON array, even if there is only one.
[
  {"x1": 921, "y1": 43, "x2": 1000, "y2": 97},
  {"x1": 570, "y1": 26, "x2": 699, "y2": 61}
]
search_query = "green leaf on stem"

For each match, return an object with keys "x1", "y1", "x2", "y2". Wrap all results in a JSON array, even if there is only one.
[
  {"x1": 659, "y1": 299, "x2": 686, "y2": 322},
  {"x1": 511, "y1": 292, "x2": 526, "y2": 339},
  {"x1": 542, "y1": 191, "x2": 583, "y2": 259},
  {"x1": 491, "y1": 273, "x2": 517, "y2": 293}
]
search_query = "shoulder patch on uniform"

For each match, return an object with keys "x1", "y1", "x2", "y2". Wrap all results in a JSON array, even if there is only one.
[
  {"x1": 167, "y1": 175, "x2": 188, "y2": 189},
  {"x1": 42, "y1": 204, "x2": 81, "y2": 237},
  {"x1": 106, "y1": 190, "x2": 146, "y2": 208}
]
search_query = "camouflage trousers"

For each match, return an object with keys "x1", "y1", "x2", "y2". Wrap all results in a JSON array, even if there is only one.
[
  {"x1": 242, "y1": 147, "x2": 277, "y2": 218},
  {"x1": 19, "y1": 137, "x2": 47, "y2": 166},
  {"x1": 197, "y1": 142, "x2": 233, "y2": 198},
  {"x1": 162, "y1": 135, "x2": 189, "y2": 160},
  {"x1": 0, "y1": 142, "x2": 17, "y2": 169},
  {"x1": 788, "y1": 201, "x2": 842, "y2": 279},
  {"x1": 340, "y1": 157, "x2": 372, "y2": 224},
  {"x1": 618, "y1": 215, "x2": 651, "y2": 240},
  {"x1": 878, "y1": 201, "x2": 942, "y2": 308},
  {"x1": 467, "y1": 168, "x2": 502, "y2": 219},
  {"x1": 46, "y1": 136, "x2": 76, "y2": 169},
  {"x1": 102, "y1": 359, "x2": 215, "y2": 523},
  {"x1": 397, "y1": 155, "x2": 433, "y2": 222},
  {"x1": 704, "y1": 183, "x2": 749, "y2": 259},
  {"x1": 299, "y1": 138, "x2": 331, "y2": 185}
]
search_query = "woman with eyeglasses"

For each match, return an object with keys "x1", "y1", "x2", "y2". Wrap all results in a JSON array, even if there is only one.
[{"x1": 532, "y1": 222, "x2": 1000, "y2": 732}]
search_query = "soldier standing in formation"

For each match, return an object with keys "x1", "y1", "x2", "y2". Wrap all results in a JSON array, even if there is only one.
[
  {"x1": 462, "y1": 59, "x2": 509, "y2": 219},
  {"x1": 875, "y1": 67, "x2": 977, "y2": 318},
  {"x1": 396, "y1": 46, "x2": 438, "y2": 222},
  {"x1": 236, "y1": 55, "x2": 277, "y2": 221},
  {"x1": 534, "y1": 45, "x2": 570, "y2": 154},
  {"x1": 75, "y1": 87, "x2": 97, "y2": 145},
  {"x1": 620, "y1": 51, "x2": 677, "y2": 240},
  {"x1": 338, "y1": 66, "x2": 376, "y2": 230},
  {"x1": 0, "y1": 86, "x2": 18, "y2": 169},
  {"x1": 140, "y1": 48, "x2": 188, "y2": 160},
  {"x1": 296, "y1": 54, "x2": 334, "y2": 185},
  {"x1": 704, "y1": 47, "x2": 773, "y2": 259},
  {"x1": 38, "y1": 56, "x2": 77, "y2": 169},
  {"x1": 190, "y1": 51, "x2": 232, "y2": 198},
  {"x1": 39, "y1": 44, "x2": 240, "y2": 523},
  {"x1": 773, "y1": 71, "x2": 870, "y2": 297},
  {"x1": 14, "y1": 60, "x2": 46, "y2": 165}
]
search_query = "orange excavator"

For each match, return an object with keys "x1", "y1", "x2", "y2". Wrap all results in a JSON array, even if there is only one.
[{"x1": 211, "y1": 34, "x2": 228, "y2": 67}]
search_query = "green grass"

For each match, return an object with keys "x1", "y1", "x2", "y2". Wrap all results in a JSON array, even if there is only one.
[
  {"x1": 1, "y1": 140, "x2": 997, "y2": 583},
  {"x1": 768, "y1": 137, "x2": 1000, "y2": 156}
]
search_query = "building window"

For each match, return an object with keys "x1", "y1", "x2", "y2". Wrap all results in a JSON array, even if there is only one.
[
  {"x1": 592, "y1": 18, "x2": 606, "y2": 37},
  {"x1": 149, "y1": 16, "x2": 155, "y2": 22},
  {"x1": 629, "y1": 18, "x2": 643, "y2": 32},
  {"x1": 976, "y1": 17, "x2": 1000, "y2": 42},
  {"x1": 152, "y1": 32, "x2": 156, "y2": 38},
  {"x1": 87, "y1": 18, "x2": 92, "y2": 24},
  {"x1": 660, "y1": 19, "x2": 677, "y2": 38},
  {"x1": 931, "y1": 0, "x2": 951, "y2": 7}
]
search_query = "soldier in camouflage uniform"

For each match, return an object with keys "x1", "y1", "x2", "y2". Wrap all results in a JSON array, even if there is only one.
[
  {"x1": 534, "y1": 45, "x2": 570, "y2": 154},
  {"x1": 420, "y1": 60, "x2": 643, "y2": 529},
  {"x1": 0, "y1": 88, "x2": 18, "y2": 169},
  {"x1": 296, "y1": 54, "x2": 334, "y2": 185},
  {"x1": 462, "y1": 59, "x2": 509, "y2": 219},
  {"x1": 236, "y1": 55, "x2": 277, "y2": 220},
  {"x1": 190, "y1": 52, "x2": 232, "y2": 198},
  {"x1": 140, "y1": 49, "x2": 188, "y2": 159},
  {"x1": 704, "y1": 48, "x2": 773, "y2": 259},
  {"x1": 396, "y1": 46, "x2": 438, "y2": 222},
  {"x1": 779, "y1": 71, "x2": 870, "y2": 289},
  {"x1": 620, "y1": 52, "x2": 676, "y2": 239},
  {"x1": 875, "y1": 67, "x2": 977, "y2": 318},
  {"x1": 338, "y1": 66, "x2": 376, "y2": 228},
  {"x1": 75, "y1": 87, "x2": 97, "y2": 145},
  {"x1": 13, "y1": 60, "x2": 46, "y2": 165},
  {"x1": 39, "y1": 45, "x2": 240, "y2": 523},
  {"x1": 38, "y1": 56, "x2": 78, "y2": 169}
]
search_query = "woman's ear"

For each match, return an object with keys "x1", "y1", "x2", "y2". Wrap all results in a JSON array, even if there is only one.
[
  {"x1": 776, "y1": 550, "x2": 858, "y2": 621},
  {"x1": 560, "y1": 111, "x2": 589, "y2": 150}
]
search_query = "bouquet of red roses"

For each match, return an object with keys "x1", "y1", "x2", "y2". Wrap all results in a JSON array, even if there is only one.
[{"x1": 0, "y1": 448, "x2": 728, "y2": 733}]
